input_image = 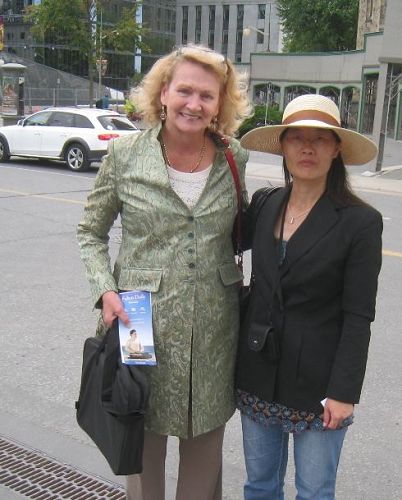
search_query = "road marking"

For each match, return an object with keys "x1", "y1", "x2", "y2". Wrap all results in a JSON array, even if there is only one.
[
  {"x1": 1, "y1": 187, "x2": 402, "y2": 257},
  {"x1": 0, "y1": 164, "x2": 95, "y2": 179},
  {"x1": 383, "y1": 250, "x2": 402, "y2": 258},
  {"x1": 0, "y1": 188, "x2": 86, "y2": 205}
]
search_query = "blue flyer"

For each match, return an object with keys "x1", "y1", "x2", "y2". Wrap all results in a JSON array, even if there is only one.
[{"x1": 118, "y1": 290, "x2": 157, "y2": 366}]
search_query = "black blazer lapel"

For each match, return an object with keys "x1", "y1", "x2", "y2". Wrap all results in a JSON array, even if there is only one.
[{"x1": 280, "y1": 194, "x2": 340, "y2": 277}]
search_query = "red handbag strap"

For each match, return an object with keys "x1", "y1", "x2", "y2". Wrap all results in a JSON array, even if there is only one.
[{"x1": 218, "y1": 135, "x2": 243, "y2": 273}]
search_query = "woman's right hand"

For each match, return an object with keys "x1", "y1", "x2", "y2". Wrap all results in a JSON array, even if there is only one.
[{"x1": 101, "y1": 291, "x2": 130, "y2": 327}]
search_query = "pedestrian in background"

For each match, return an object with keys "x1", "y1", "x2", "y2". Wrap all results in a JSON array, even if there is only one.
[
  {"x1": 77, "y1": 44, "x2": 251, "y2": 500},
  {"x1": 236, "y1": 94, "x2": 382, "y2": 499}
]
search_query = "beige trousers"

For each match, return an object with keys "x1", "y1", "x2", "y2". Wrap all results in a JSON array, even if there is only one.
[{"x1": 126, "y1": 425, "x2": 225, "y2": 500}]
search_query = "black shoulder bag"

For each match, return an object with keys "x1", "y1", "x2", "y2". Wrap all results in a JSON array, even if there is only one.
[
  {"x1": 75, "y1": 320, "x2": 149, "y2": 475},
  {"x1": 217, "y1": 134, "x2": 279, "y2": 321}
]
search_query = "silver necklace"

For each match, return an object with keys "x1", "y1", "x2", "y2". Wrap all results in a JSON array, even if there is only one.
[
  {"x1": 161, "y1": 135, "x2": 206, "y2": 173},
  {"x1": 287, "y1": 203, "x2": 313, "y2": 224}
]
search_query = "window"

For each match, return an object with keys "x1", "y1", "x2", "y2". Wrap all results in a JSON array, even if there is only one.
[
  {"x1": 48, "y1": 112, "x2": 75, "y2": 127},
  {"x1": 182, "y1": 6, "x2": 188, "y2": 44},
  {"x1": 98, "y1": 116, "x2": 136, "y2": 131},
  {"x1": 361, "y1": 73, "x2": 378, "y2": 134},
  {"x1": 222, "y1": 5, "x2": 230, "y2": 55},
  {"x1": 236, "y1": 5, "x2": 244, "y2": 62},
  {"x1": 24, "y1": 111, "x2": 52, "y2": 127},
  {"x1": 257, "y1": 31, "x2": 265, "y2": 44},
  {"x1": 195, "y1": 6, "x2": 202, "y2": 44},
  {"x1": 74, "y1": 115, "x2": 94, "y2": 129},
  {"x1": 223, "y1": 5, "x2": 230, "y2": 28},
  {"x1": 208, "y1": 6, "x2": 215, "y2": 49},
  {"x1": 258, "y1": 4, "x2": 265, "y2": 20}
]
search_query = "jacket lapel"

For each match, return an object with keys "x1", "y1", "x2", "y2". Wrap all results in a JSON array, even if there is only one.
[{"x1": 280, "y1": 194, "x2": 340, "y2": 277}]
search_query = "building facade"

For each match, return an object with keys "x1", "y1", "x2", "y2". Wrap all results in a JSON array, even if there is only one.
[
  {"x1": 356, "y1": 0, "x2": 386, "y2": 49},
  {"x1": 176, "y1": 1, "x2": 281, "y2": 65},
  {"x1": 246, "y1": 0, "x2": 401, "y2": 170}
]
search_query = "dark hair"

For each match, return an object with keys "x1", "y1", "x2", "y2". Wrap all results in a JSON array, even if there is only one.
[{"x1": 280, "y1": 129, "x2": 366, "y2": 207}]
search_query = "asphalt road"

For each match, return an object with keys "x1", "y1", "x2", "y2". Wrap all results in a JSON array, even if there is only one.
[{"x1": 1, "y1": 158, "x2": 402, "y2": 499}]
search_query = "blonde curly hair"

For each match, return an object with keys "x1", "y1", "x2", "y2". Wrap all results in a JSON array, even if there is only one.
[{"x1": 130, "y1": 44, "x2": 252, "y2": 136}]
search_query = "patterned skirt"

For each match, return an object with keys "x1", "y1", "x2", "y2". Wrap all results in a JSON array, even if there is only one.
[{"x1": 237, "y1": 390, "x2": 354, "y2": 433}]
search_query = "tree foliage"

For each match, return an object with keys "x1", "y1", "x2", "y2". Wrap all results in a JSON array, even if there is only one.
[
  {"x1": 277, "y1": 0, "x2": 359, "y2": 52},
  {"x1": 25, "y1": 0, "x2": 145, "y2": 103},
  {"x1": 237, "y1": 105, "x2": 283, "y2": 138}
]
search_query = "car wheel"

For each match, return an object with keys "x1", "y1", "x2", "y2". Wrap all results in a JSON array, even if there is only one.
[
  {"x1": 0, "y1": 136, "x2": 11, "y2": 162},
  {"x1": 64, "y1": 143, "x2": 89, "y2": 172}
]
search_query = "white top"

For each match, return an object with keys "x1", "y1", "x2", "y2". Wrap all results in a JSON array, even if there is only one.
[{"x1": 167, "y1": 164, "x2": 212, "y2": 209}]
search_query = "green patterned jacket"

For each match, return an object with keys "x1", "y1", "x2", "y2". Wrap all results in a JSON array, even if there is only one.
[{"x1": 77, "y1": 124, "x2": 248, "y2": 438}]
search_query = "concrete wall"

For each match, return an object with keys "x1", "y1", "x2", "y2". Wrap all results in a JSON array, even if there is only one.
[{"x1": 249, "y1": 33, "x2": 382, "y2": 88}]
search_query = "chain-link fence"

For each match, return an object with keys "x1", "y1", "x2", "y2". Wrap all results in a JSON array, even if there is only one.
[{"x1": 21, "y1": 86, "x2": 126, "y2": 115}]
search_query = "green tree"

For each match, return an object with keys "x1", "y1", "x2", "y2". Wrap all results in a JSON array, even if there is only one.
[
  {"x1": 277, "y1": 0, "x2": 359, "y2": 52},
  {"x1": 25, "y1": 0, "x2": 145, "y2": 105}
]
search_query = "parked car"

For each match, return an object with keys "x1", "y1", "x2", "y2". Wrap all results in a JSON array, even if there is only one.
[{"x1": 0, "y1": 107, "x2": 140, "y2": 172}]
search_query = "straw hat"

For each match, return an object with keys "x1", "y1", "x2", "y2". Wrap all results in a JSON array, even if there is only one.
[{"x1": 240, "y1": 94, "x2": 377, "y2": 165}]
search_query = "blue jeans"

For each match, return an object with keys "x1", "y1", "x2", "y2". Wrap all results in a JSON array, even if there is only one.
[{"x1": 241, "y1": 414, "x2": 347, "y2": 500}]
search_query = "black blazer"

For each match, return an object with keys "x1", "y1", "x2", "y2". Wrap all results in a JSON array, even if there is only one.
[{"x1": 236, "y1": 186, "x2": 383, "y2": 414}]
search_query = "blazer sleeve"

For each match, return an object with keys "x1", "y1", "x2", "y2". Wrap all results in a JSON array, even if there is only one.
[
  {"x1": 76, "y1": 139, "x2": 122, "y2": 307},
  {"x1": 326, "y1": 209, "x2": 383, "y2": 403}
]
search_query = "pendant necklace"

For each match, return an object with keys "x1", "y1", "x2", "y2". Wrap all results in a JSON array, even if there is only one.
[
  {"x1": 287, "y1": 203, "x2": 313, "y2": 224},
  {"x1": 161, "y1": 134, "x2": 206, "y2": 173}
]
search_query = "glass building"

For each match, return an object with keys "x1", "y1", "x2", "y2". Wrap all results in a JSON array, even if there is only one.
[{"x1": 0, "y1": 0, "x2": 176, "y2": 91}]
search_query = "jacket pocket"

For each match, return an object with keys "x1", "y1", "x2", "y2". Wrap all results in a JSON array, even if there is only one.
[
  {"x1": 218, "y1": 262, "x2": 243, "y2": 286},
  {"x1": 118, "y1": 268, "x2": 163, "y2": 292}
]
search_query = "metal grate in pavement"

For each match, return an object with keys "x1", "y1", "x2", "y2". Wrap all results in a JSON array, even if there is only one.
[{"x1": 0, "y1": 435, "x2": 126, "y2": 499}]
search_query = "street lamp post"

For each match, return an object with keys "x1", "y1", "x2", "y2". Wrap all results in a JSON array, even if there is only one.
[
  {"x1": 376, "y1": 70, "x2": 402, "y2": 171},
  {"x1": 97, "y1": 10, "x2": 118, "y2": 100},
  {"x1": 243, "y1": 25, "x2": 273, "y2": 125},
  {"x1": 97, "y1": 9, "x2": 103, "y2": 99},
  {"x1": 243, "y1": 25, "x2": 270, "y2": 52},
  {"x1": 243, "y1": 3, "x2": 272, "y2": 52}
]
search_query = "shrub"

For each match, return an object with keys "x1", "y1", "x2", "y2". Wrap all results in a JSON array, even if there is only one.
[
  {"x1": 237, "y1": 104, "x2": 283, "y2": 137},
  {"x1": 124, "y1": 99, "x2": 143, "y2": 121}
]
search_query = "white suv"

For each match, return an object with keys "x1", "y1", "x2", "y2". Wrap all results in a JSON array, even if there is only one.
[{"x1": 0, "y1": 107, "x2": 140, "y2": 172}]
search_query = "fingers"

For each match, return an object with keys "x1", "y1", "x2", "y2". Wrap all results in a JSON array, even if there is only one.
[
  {"x1": 101, "y1": 291, "x2": 131, "y2": 327},
  {"x1": 323, "y1": 399, "x2": 354, "y2": 430},
  {"x1": 323, "y1": 404, "x2": 331, "y2": 429}
]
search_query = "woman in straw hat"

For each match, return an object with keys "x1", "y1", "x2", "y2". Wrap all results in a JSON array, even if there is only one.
[
  {"x1": 77, "y1": 44, "x2": 251, "y2": 500},
  {"x1": 236, "y1": 94, "x2": 382, "y2": 499}
]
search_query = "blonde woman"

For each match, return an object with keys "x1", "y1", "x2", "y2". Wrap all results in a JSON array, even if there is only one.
[{"x1": 77, "y1": 45, "x2": 252, "y2": 500}]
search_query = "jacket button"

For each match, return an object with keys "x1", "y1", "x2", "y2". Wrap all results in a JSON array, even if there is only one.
[
  {"x1": 188, "y1": 263, "x2": 195, "y2": 269},
  {"x1": 187, "y1": 232, "x2": 194, "y2": 238},
  {"x1": 188, "y1": 216, "x2": 194, "y2": 222},
  {"x1": 188, "y1": 248, "x2": 194, "y2": 254}
]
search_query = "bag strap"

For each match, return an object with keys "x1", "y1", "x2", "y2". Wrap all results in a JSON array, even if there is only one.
[
  {"x1": 214, "y1": 134, "x2": 244, "y2": 273},
  {"x1": 100, "y1": 322, "x2": 120, "y2": 407},
  {"x1": 249, "y1": 186, "x2": 280, "y2": 237}
]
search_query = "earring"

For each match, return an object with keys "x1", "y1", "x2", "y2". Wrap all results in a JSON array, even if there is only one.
[
  {"x1": 160, "y1": 105, "x2": 167, "y2": 121},
  {"x1": 209, "y1": 116, "x2": 218, "y2": 132}
]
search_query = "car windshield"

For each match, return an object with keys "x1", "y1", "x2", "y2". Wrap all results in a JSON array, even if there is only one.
[{"x1": 97, "y1": 115, "x2": 137, "y2": 131}]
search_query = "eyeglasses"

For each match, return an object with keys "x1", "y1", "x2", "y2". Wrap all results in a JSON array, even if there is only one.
[{"x1": 174, "y1": 45, "x2": 227, "y2": 66}]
